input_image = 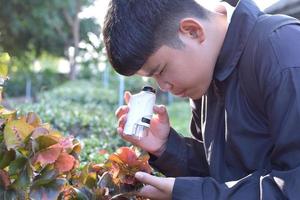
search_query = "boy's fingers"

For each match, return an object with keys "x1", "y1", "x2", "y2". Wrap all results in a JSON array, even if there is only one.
[
  {"x1": 137, "y1": 185, "x2": 160, "y2": 199},
  {"x1": 153, "y1": 105, "x2": 169, "y2": 123},
  {"x1": 118, "y1": 115, "x2": 127, "y2": 129},
  {"x1": 124, "y1": 91, "x2": 131, "y2": 104},
  {"x1": 135, "y1": 172, "x2": 172, "y2": 191},
  {"x1": 115, "y1": 106, "x2": 129, "y2": 119}
]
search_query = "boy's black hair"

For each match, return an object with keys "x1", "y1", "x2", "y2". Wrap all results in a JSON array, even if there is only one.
[{"x1": 103, "y1": 0, "x2": 209, "y2": 76}]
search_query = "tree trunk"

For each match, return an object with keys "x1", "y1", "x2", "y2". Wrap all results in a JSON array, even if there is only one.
[{"x1": 65, "y1": 0, "x2": 81, "y2": 80}]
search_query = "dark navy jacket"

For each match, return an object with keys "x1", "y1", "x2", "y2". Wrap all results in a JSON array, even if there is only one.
[{"x1": 150, "y1": 0, "x2": 300, "y2": 199}]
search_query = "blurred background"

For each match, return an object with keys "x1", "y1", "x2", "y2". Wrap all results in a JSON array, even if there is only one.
[{"x1": 0, "y1": 0, "x2": 298, "y2": 164}]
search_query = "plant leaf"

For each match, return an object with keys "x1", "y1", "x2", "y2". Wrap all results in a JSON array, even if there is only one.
[
  {"x1": 0, "y1": 169, "x2": 10, "y2": 189},
  {"x1": 106, "y1": 147, "x2": 152, "y2": 185},
  {"x1": 4, "y1": 119, "x2": 34, "y2": 150},
  {"x1": 59, "y1": 136, "x2": 74, "y2": 153},
  {"x1": 32, "y1": 144, "x2": 62, "y2": 169},
  {"x1": 116, "y1": 147, "x2": 138, "y2": 166},
  {"x1": 0, "y1": 187, "x2": 19, "y2": 200},
  {"x1": 8, "y1": 156, "x2": 27, "y2": 176},
  {"x1": 0, "y1": 107, "x2": 16, "y2": 122},
  {"x1": 11, "y1": 163, "x2": 32, "y2": 190},
  {"x1": 0, "y1": 149, "x2": 15, "y2": 169},
  {"x1": 32, "y1": 169, "x2": 58, "y2": 187},
  {"x1": 34, "y1": 135, "x2": 59, "y2": 151},
  {"x1": 0, "y1": 53, "x2": 9, "y2": 79},
  {"x1": 31, "y1": 127, "x2": 50, "y2": 139},
  {"x1": 26, "y1": 112, "x2": 41, "y2": 128},
  {"x1": 54, "y1": 153, "x2": 76, "y2": 173},
  {"x1": 30, "y1": 178, "x2": 67, "y2": 200}
]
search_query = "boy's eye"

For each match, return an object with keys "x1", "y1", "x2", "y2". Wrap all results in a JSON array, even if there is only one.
[{"x1": 159, "y1": 66, "x2": 166, "y2": 75}]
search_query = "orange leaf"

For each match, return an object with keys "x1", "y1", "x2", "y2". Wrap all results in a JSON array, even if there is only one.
[
  {"x1": 92, "y1": 164, "x2": 105, "y2": 173},
  {"x1": 111, "y1": 163, "x2": 121, "y2": 179},
  {"x1": 105, "y1": 147, "x2": 152, "y2": 185},
  {"x1": 54, "y1": 153, "x2": 76, "y2": 173},
  {"x1": 108, "y1": 154, "x2": 124, "y2": 165}
]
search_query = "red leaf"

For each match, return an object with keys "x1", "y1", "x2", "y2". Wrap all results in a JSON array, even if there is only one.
[
  {"x1": 106, "y1": 147, "x2": 152, "y2": 185},
  {"x1": 59, "y1": 136, "x2": 74, "y2": 152},
  {"x1": 115, "y1": 147, "x2": 138, "y2": 166},
  {"x1": 54, "y1": 153, "x2": 75, "y2": 173},
  {"x1": 32, "y1": 144, "x2": 62, "y2": 168},
  {"x1": 0, "y1": 169, "x2": 10, "y2": 189},
  {"x1": 99, "y1": 149, "x2": 108, "y2": 155}
]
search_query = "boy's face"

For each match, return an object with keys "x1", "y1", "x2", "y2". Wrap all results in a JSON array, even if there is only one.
[{"x1": 137, "y1": 33, "x2": 217, "y2": 100}]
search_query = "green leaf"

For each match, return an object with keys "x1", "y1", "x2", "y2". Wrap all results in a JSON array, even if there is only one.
[
  {"x1": 0, "y1": 187, "x2": 19, "y2": 200},
  {"x1": 98, "y1": 171, "x2": 118, "y2": 194},
  {"x1": 58, "y1": 187, "x2": 91, "y2": 200},
  {"x1": 78, "y1": 163, "x2": 98, "y2": 188},
  {"x1": 30, "y1": 178, "x2": 67, "y2": 200},
  {"x1": 11, "y1": 163, "x2": 32, "y2": 191},
  {"x1": 0, "y1": 149, "x2": 15, "y2": 169},
  {"x1": 4, "y1": 119, "x2": 34, "y2": 150},
  {"x1": 0, "y1": 108, "x2": 17, "y2": 122},
  {"x1": 8, "y1": 156, "x2": 27, "y2": 176},
  {"x1": 32, "y1": 169, "x2": 58, "y2": 187},
  {"x1": 0, "y1": 53, "x2": 9, "y2": 79},
  {"x1": 74, "y1": 188, "x2": 93, "y2": 200},
  {"x1": 34, "y1": 135, "x2": 59, "y2": 151}
]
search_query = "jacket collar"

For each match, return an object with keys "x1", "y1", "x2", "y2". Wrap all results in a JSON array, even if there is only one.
[{"x1": 214, "y1": 0, "x2": 264, "y2": 81}]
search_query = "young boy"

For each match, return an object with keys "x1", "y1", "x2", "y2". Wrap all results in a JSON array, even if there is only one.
[{"x1": 103, "y1": 0, "x2": 300, "y2": 199}]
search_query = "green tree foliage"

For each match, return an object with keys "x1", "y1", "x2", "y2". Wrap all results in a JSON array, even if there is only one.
[{"x1": 0, "y1": 0, "x2": 100, "y2": 79}]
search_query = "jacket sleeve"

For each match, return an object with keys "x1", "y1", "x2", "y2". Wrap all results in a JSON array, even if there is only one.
[
  {"x1": 172, "y1": 68, "x2": 300, "y2": 199},
  {"x1": 149, "y1": 128, "x2": 210, "y2": 177}
]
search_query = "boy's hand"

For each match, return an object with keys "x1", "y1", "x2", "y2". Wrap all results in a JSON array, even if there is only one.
[
  {"x1": 115, "y1": 91, "x2": 170, "y2": 157},
  {"x1": 134, "y1": 172, "x2": 174, "y2": 200}
]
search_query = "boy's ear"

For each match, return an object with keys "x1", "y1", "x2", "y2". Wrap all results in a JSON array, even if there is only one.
[{"x1": 179, "y1": 18, "x2": 205, "y2": 43}]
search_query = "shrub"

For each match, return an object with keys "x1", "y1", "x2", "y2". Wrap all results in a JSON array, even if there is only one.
[
  {"x1": 5, "y1": 69, "x2": 68, "y2": 98},
  {"x1": 0, "y1": 65, "x2": 150, "y2": 199},
  {"x1": 0, "y1": 110, "x2": 150, "y2": 199},
  {"x1": 37, "y1": 80, "x2": 118, "y2": 108},
  {"x1": 13, "y1": 80, "x2": 127, "y2": 160}
]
